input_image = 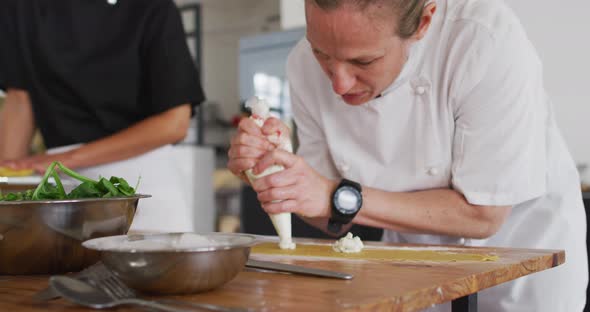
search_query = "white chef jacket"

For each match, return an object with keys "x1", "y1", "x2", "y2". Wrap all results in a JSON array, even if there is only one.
[
  {"x1": 287, "y1": 0, "x2": 588, "y2": 311},
  {"x1": 48, "y1": 144, "x2": 194, "y2": 233}
]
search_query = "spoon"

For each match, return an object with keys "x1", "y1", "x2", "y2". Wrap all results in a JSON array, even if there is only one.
[{"x1": 49, "y1": 276, "x2": 240, "y2": 312}]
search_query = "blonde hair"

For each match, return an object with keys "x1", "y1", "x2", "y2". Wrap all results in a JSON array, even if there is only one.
[{"x1": 307, "y1": 0, "x2": 428, "y2": 38}]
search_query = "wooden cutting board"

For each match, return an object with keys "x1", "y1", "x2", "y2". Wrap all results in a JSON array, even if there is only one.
[
  {"x1": 0, "y1": 167, "x2": 34, "y2": 177},
  {"x1": 252, "y1": 242, "x2": 499, "y2": 262}
]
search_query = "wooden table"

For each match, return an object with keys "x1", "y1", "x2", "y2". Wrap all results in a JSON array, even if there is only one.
[{"x1": 0, "y1": 239, "x2": 564, "y2": 312}]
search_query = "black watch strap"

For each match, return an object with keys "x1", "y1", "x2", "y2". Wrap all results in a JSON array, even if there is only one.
[
  {"x1": 327, "y1": 219, "x2": 343, "y2": 233},
  {"x1": 340, "y1": 178, "x2": 361, "y2": 190}
]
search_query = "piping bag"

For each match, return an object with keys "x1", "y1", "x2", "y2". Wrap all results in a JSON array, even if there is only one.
[{"x1": 244, "y1": 97, "x2": 296, "y2": 250}]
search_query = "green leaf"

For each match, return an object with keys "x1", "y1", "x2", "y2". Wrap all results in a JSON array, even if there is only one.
[
  {"x1": 99, "y1": 177, "x2": 120, "y2": 197},
  {"x1": 109, "y1": 176, "x2": 135, "y2": 196},
  {"x1": 30, "y1": 162, "x2": 67, "y2": 200},
  {"x1": 35, "y1": 183, "x2": 64, "y2": 200},
  {"x1": 32, "y1": 161, "x2": 58, "y2": 200},
  {"x1": 56, "y1": 162, "x2": 97, "y2": 184},
  {"x1": 51, "y1": 170, "x2": 67, "y2": 199},
  {"x1": 0, "y1": 189, "x2": 34, "y2": 201},
  {"x1": 67, "y1": 181, "x2": 104, "y2": 199},
  {"x1": 23, "y1": 189, "x2": 34, "y2": 200},
  {"x1": 3, "y1": 193, "x2": 19, "y2": 201}
]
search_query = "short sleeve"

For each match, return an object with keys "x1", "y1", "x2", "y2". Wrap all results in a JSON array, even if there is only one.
[
  {"x1": 141, "y1": 0, "x2": 205, "y2": 114},
  {"x1": 450, "y1": 18, "x2": 547, "y2": 206},
  {"x1": 287, "y1": 41, "x2": 339, "y2": 180},
  {"x1": 0, "y1": 0, "x2": 25, "y2": 91}
]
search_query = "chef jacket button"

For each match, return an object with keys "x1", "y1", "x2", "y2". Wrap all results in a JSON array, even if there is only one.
[
  {"x1": 415, "y1": 86, "x2": 426, "y2": 95},
  {"x1": 341, "y1": 164, "x2": 350, "y2": 172},
  {"x1": 427, "y1": 167, "x2": 439, "y2": 176},
  {"x1": 337, "y1": 162, "x2": 350, "y2": 173}
]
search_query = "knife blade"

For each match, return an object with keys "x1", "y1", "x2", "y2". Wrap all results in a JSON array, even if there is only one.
[{"x1": 245, "y1": 259, "x2": 353, "y2": 280}]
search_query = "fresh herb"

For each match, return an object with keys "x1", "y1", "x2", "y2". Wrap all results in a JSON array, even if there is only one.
[
  {"x1": 0, "y1": 189, "x2": 34, "y2": 201},
  {"x1": 0, "y1": 162, "x2": 137, "y2": 201}
]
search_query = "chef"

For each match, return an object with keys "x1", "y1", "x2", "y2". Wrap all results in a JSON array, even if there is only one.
[
  {"x1": 0, "y1": 0, "x2": 205, "y2": 232},
  {"x1": 227, "y1": 0, "x2": 588, "y2": 310}
]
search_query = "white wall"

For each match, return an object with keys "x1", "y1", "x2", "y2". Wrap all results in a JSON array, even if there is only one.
[
  {"x1": 280, "y1": 0, "x2": 305, "y2": 30},
  {"x1": 504, "y1": 1, "x2": 590, "y2": 171}
]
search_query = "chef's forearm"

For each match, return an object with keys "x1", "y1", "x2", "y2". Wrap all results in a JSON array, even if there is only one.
[
  {"x1": 353, "y1": 188, "x2": 511, "y2": 239},
  {"x1": 64, "y1": 104, "x2": 191, "y2": 169},
  {"x1": 0, "y1": 89, "x2": 35, "y2": 160}
]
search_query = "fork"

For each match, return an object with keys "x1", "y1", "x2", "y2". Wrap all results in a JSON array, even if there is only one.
[
  {"x1": 48, "y1": 262, "x2": 249, "y2": 312},
  {"x1": 35, "y1": 262, "x2": 250, "y2": 312},
  {"x1": 33, "y1": 262, "x2": 106, "y2": 302},
  {"x1": 78, "y1": 262, "x2": 137, "y2": 299}
]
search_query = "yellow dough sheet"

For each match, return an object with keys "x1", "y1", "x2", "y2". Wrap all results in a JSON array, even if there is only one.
[
  {"x1": 252, "y1": 242, "x2": 499, "y2": 262},
  {"x1": 0, "y1": 167, "x2": 34, "y2": 177}
]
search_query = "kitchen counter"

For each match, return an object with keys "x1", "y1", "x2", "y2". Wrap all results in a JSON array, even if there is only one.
[{"x1": 0, "y1": 238, "x2": 564, "y2": 312}]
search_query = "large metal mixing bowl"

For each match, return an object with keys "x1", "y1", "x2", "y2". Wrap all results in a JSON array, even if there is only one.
[
  {"x1": 0, "y1": 195, "x2": 149, "y2": 275},
  {"x1": 82, "y1": 233, "x2": 257, "y2": 295}
]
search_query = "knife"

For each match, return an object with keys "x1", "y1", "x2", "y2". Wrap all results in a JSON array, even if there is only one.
[{"x1": 245, "y1": 259, "x2": 353, "y2": 280}]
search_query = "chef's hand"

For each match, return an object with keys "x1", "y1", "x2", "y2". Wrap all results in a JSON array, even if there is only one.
[
  {"x1": 250, "y1": 147, "x2": 338, "y2": 218},
  {"x1": 0, "y1": 152, "x2": 75, "y2": 174},
  {"x1": 227, "y1": 117, "x2": 277, "y2": 183}
]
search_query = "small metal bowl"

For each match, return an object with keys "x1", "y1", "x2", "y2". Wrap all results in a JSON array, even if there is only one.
[
  {"x1": 0, "y1": 195, "x2": 149, "y2": 274},
  {"x1": 82, "y1": 233, "x2": 257, "y2": 295}
]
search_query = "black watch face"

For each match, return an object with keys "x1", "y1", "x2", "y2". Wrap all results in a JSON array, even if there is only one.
[{"x1": 334, "y1": 185, "x2": 361, "y2": 214}]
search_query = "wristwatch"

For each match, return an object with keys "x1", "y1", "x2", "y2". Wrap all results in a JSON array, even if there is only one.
[{"x1": 327, "y1": 179, "x2": 363, "y2": 233}]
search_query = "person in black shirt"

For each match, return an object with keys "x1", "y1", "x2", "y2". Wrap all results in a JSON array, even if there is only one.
[{"x1": 0, "y1": 0, "x2": 205, "y2": 232}]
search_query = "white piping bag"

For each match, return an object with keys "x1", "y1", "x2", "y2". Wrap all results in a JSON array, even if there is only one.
[{"x1": 244, "y1": 97, "x2": 296, "y2": 250}]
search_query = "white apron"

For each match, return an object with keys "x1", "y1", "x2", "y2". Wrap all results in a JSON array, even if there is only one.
[{"x1": 48, "y1": 144, "x2": 193, "y2": 233}]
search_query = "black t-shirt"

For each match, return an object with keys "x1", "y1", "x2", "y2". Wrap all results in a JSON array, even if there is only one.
[{"x1": 0, "y1": 0, "x2": 205, "y2": 149}]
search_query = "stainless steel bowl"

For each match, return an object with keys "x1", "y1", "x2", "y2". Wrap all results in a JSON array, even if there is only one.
[
  {"x1": 0, "y1": 195, "x2": 149, "y2": 275},
  {"x1": 82, "y1": 233, "x2": 257, "y2": 295}
]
